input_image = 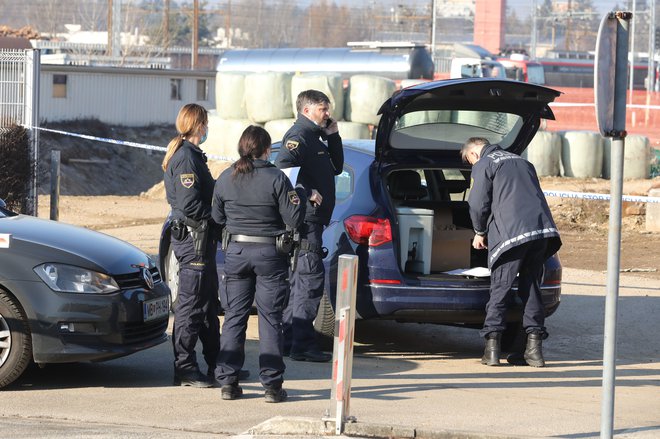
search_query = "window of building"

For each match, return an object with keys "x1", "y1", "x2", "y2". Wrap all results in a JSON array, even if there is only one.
[
  {"x1": 196, "y1": 79, "x2": 208, "y2": 101},
  {"x1": 52, "y1": 74, "x2": 67, "y2": 98},
  {"x1": 170, "y1": 78, "x2": 182, "y2": 100}
]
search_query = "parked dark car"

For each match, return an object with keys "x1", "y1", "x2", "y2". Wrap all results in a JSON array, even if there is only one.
[
  {"x1": 160, "y1": 78, "x2": 562, "y2": 347},
  {"x1": 0, "y1": 199, "x2": 170, "y2": 388}
]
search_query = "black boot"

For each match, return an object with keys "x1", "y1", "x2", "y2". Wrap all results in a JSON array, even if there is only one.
[
  {"x1": 524, "y1": 332, "x2": 545, "y2": 367},
  {"x1": 506, "y1": 327, "x2": 529, "y2": 366},
  {"x1": 481, "y1": 332, "x2": 501, "y2": 366}
]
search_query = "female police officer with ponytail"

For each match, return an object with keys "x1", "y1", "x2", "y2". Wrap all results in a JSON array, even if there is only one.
[
  {"x1": 212, "y1": 125, "x2": 319, "y2": 403},
  {"x1": 163, "y1": 103, "x2": 219, "y2": 388}
]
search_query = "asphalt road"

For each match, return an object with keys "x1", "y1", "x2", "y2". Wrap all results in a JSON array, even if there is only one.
[{"x1": 1, "y1": 268, "x2": 659, "y2": 438}]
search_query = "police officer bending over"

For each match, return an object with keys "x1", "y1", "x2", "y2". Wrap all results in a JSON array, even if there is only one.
[
  {"x1": 163, "y1": 103, "x2": 219, "y2": 387},
  {"x1": 212, "y1": 126, "x2": 318, "y2": 403},
  {"x1": 462, "y1": 137, "x2": 561, "y2": 367}
]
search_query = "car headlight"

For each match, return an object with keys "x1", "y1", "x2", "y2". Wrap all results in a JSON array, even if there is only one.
[{"x1": 34, "y1": 263, "x2": 120, "y2": 294}]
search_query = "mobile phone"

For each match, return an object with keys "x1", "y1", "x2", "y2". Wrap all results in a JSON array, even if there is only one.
[{"x1": 325, "y1": 118, "x2": 333, "y2": 128}]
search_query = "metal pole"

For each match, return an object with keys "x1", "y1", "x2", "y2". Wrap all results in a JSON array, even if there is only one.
[
  {"x1": 50, "y1": 150, "x2": 60, "y2": 221},
  {"x1": 648, "y1": 0, "x2": 656, "y2": 92},
  {"x1": 24, "y1": 49, "x2": 40, "y2": 217},
  {"x1": 629, "y1": 0, "x2": 636, "y2": 99},
  {"x1": 431, "y1": 0, "x2": 437, "y2": 59},
  {"x1": 600, "y1": 14, "x2": 630, "y2": 439},
  {"x1": 531, "y1": 0, "x2": 538, "y2": 58}
]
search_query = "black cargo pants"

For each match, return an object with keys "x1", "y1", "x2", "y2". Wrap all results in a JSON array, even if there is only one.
[{"x1": 171, "y1": 233, "x2": 220, "y2": 375}]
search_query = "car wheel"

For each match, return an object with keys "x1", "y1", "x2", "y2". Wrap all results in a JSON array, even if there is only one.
[
  {"x1": 163, "y1": 245, "x2": 180, "y2": 311},
  {"x1": 501, "y1": 321, "x2": 524, "y2": 352},
  {"x1": 313, "y1": 292, "x2": 335, "y2": 338},
  {"x1": 0, "y1": 290, "x2": 32, "y2": 388}
]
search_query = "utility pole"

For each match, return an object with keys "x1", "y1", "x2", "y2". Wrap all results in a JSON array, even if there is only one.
[
  {"x1": 225, "y1": 0, "x2": 232, "y2": 48},
  {"x1": 164, "y1": 0, "x2": 170, "y2": 50},
  {"x1": 565, "y1": 0, "x2": 572, "y2": 51},
  {"x1": 107, "y1": 0, "x2": 113, "y2": 56},
  {"x1": 192, "y1": 0, "x2": 199, "y2": 69}
]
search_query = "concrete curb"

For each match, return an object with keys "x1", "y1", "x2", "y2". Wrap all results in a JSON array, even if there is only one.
[{"x1": 243, "y1": 416, "x2": 531, "y2": 439}]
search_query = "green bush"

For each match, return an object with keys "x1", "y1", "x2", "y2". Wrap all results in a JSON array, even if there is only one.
[{"x1": 0, "y1": 124, "x2": 31, "y2": 212}]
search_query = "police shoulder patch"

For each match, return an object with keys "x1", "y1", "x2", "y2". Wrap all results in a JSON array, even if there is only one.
[
  {"x1": 288, "y1": 190, "x2": 300, "y2": 205},
  {"x1": 285, "y1": 140, "x2": 299, "y2": 151},
  {"x1": 180, "y1": 173, "x2": 195, "y2": 189}
]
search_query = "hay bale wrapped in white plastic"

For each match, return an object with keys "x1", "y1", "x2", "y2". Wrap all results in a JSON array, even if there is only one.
[
  {"x1": 204, "y1": 115, "x2": 256, "y2": 160},
  {"x1": 345, "y1": 75, "x2": 396, "y2": 125},
  {"x1": 560, "y1": 131, "x2": 603, "y2": 178},
  {"x1": 244, "y1": 73, "x2": 294, "y2": 123},
  {"x1": 264, "y1": 119, "x2": 295, "y2": 143},
  {"x1": 291, "y1": 73, "x2": 345, "y2": 120},
  {"x1": 522, "y1": 130, "x2": 561, "y2": 177},
  {"x1": 337, "y1": 121, "x2": 371, "y2": 139},
  {"x1": 602, "y1": 135, "x2": 651, "y2": 179},
  {"x1": 215, "y1": 72, "x2": 247, "y2": 119}
]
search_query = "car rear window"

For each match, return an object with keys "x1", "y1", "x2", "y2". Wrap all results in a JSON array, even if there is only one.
[{"x1": 391, "y1": 110, "x2": 524, "y2": 151}]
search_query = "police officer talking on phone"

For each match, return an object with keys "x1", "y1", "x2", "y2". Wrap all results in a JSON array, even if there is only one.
[
  {"x1": 163, "y1": 103, "x2": 219, "y2": 387},
  {"x1": 275, "y1": 90, "x2": 343, "y2": 363},
  {"x1": 212, "y1": 125, "x2": 316, "y2": 402}
]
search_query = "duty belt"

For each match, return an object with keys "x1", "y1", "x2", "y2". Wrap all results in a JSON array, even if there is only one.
[{"x1": 230, "y1": 234, "x2": 277, "y2": 244}]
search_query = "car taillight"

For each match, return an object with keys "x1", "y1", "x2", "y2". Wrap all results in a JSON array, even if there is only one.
[{"x1": 344, "y1": 215, "x2": 392, "y2": 247}]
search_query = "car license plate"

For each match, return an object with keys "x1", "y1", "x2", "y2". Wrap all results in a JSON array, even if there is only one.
[{"x1": 143, "y1": 297, "x2": 170, "y2": 322}]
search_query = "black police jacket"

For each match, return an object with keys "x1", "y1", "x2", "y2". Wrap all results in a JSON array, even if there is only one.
[
  {"x1": 212, "y1": 159, "x2": 307, "y2": 236},
  {"x1": 275, "y1": 114, "x2": 343, "y2": 226},
  {"x1": 468, "y1": 143, "x2": 562, "y2": 268},
  {"x1": 164, "y1": 140, "x2": 215, "y2": 224}
]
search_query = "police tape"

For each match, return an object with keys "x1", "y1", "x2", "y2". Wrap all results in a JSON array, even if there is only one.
[
  {"x1": 543, "y1": 190, "x2": 660, "y2": 204},
  {"x1": 27, "y1": 125, "x2": 234, "y2": 162},
  {"x1": 23, "y1": 126, "x2": 660, "y2": 205}
]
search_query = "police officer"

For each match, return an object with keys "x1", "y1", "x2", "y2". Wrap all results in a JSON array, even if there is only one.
[
  {"x1": 212, "y1": 125, "x2": 315, "y2": 402},
  {"x1": 163, "y1": 103, "x2": 219, "y2": 387},
  {"x1": 275, "y1": 90, "x2": 343, "y2": 362},
  {"x1": 462, "y1": 137, "x2": 562, "y2": 367}
]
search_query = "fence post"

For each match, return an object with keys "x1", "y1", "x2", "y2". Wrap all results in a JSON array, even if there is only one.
[
  {"x1": 24, "y1": 49, "x2": 40, "y2": 217},
  {"x1": 330, "y1": 254, "x2": 358, "y2": 435},
  {"x1": 50, "y1": 150, "x2": 60, "y2": 221}
]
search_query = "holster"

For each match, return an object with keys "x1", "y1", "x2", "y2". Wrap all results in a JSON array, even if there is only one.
[
  {"x1": 221, "y1": 227, "x2": 230, "y2": 252},
  {"x1": 184, "y1": 218, "x2": 209, "y2": 258},
  {"x1": 171, "y1": 219, "x2": 188, "y2": 241}
]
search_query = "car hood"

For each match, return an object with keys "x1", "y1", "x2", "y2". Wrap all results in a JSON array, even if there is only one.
[
  {"x1": 375, "y1": 78, "x2": 561, "y2": 162},
  {"x1": 0, "y1": 215, "x2": 153, "y2": 275}
]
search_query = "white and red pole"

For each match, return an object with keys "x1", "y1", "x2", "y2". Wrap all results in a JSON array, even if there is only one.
[{"x1": 330, "y1": 255, "x2": 358, "y2": 435}]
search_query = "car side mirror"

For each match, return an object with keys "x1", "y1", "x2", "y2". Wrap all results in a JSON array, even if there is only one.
[{"x1": 0, "y1": 199, "x2": 6, "y2": 209}]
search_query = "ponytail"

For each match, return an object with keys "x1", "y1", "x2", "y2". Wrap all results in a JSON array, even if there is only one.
[
  {"x1": 232, "y1": 125, "x2": 271, "y2": 178},
  {"x1": 162, "y1": 134, "x2": 184, "y2": 171}
]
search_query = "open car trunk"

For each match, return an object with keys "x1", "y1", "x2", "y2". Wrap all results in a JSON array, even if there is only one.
[{"x1": 385, "y1": 167, "x2": 488, "y2": 279}]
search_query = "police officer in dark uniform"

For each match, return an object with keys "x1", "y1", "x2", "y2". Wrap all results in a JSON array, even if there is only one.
[
  {"x1": 462, "y1": 137, "x2": 562, "y2": 367},
  {"x1": 163, "y1": 103, "x2": 219, "y2": 387},
  {"x1": 212, "y1": 125, "x2": 314, "y2": 402},
  {"x1": 275, "y1": 90, "x2": 343, "y2": 362}
]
